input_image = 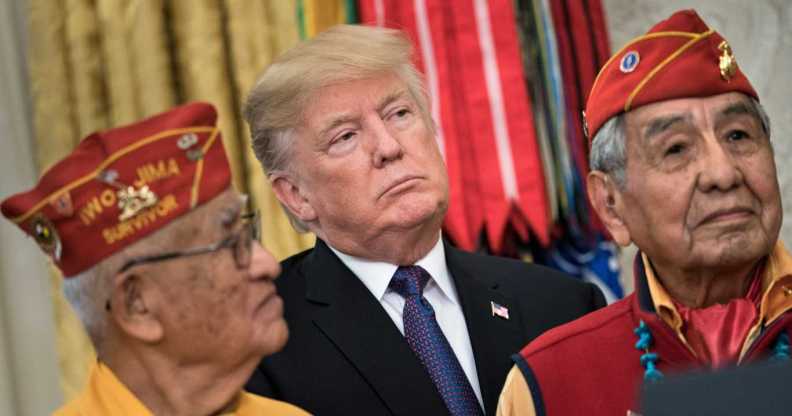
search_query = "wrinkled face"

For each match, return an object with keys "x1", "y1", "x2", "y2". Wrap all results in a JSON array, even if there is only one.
[
  {"x1": 618, "y1": 92, "x2": 782, "y2": 274},
  {"x1": 153, "y1": 190, "x2": 287, "y2": 367},
  {"x1": 287, "y1": 72, "x2": 449, "y2": 254}
]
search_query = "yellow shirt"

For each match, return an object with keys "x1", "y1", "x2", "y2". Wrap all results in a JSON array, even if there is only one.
[
  {"x1": 54, "y1": 362, "x2": 310, "y2": 416},
  {"x1": 496, "y1": 241, "x2": 792, "y2": 416},
  {"x1": 645, "y1": 240, "x2": 792, "y2": 359}
]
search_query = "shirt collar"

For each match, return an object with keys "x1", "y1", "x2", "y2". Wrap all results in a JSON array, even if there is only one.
[
  {"x1": 642, "y1": 252, "x2": 684, "y2": 333},
  {"x1": 76, "y1": 361, "x2": 153, "y2": 415},
  {"x1": 328, "y1": 235, "x2": 459, "y2": 304},
  {"x1": 759, "y1": 240, "x2": 792, "y2": 324},
  {"x1": 643, "y1": 240, "x2": 792, "y2": 331},
  {"x1": 86, "y1": 361, "x2": 259, "y2": 416}
]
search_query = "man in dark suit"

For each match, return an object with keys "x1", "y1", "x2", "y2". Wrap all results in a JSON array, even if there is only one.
[{"x1": 243, "y1": 24, "x2": 605, "y2": 416}]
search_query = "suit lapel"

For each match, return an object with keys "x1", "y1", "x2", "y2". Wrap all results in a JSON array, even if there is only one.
[
  {"x1": 446, "y1": 244, "x2": 527, "y2": 416},
  {"x1": 303, "y1": 240, "x2": 448, "y2": 415}
]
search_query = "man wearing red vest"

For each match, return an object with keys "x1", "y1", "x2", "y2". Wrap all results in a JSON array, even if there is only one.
[{"x1": 497, "y1": 9, "x2": 792, "y2": 416}]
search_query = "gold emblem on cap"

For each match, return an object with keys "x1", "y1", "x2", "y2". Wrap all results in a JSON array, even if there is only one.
[
  {"x1": 581, "y1": 111, "x2": 590, "y2": 140},
  {"x1": 718, "y1": 41, "x2": 737, "y2": 81},
  {"x1": 783, "y1": 285, "x2": 792, "y2": 297},
  {"x1": 30, "y1": 214, "x2": 62, "y2": 261},
  {"x1": 97, "y1": 169, "x2": 159, "y2": 222},
  {"x1": 117, "y1": 185, "x2": 158, "y2": 222}
]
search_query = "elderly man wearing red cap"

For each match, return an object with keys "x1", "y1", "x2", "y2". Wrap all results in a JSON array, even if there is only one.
[
  {"x1": 497, "y1": 9, "x2": 791, "y2": 416},
  {"x1": 2, "y1": 103, "x2": 308, "y2": 415}
]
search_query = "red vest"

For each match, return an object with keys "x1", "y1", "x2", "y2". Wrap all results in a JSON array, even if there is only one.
[{"x1": 515, "y1": 258, "x2": 792, "y2": 415}]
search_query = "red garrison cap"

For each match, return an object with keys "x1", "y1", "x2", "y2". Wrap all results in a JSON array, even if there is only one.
[
  {"x1": 1, "y1": 102, "x2": 231, "y2": 277},
  {"x1": 584, "y1": 9, "x2": 758, "y2": 142}
]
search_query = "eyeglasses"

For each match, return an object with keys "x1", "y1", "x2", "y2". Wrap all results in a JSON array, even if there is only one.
[{"x1": 117, "y1": 211, "x2": 261, "y2": 273}]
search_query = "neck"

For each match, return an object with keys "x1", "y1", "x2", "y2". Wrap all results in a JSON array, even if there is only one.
[
  {"x1": 102, "y1": 342, "x2": 255, "y2": 416},
  {"x1": 318, "y1": 220, "x2": 442, "y2": 265},
  {"x1": 650, "y1": 258, "x2": 761, "y2": 308}
]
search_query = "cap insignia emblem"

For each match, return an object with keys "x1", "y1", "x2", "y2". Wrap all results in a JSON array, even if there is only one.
[
  {"x1": 51, "y1": 192, "x2": 74, "y2": 217},
  {"x1": 177, "y1": 133, "x2": 199, "y2": 150},
  {"x1": 30, "y1": 214, "x2": 62, "y2": 261},
  {"x1": 186, "y1": 148, "x2": 204, "y2": 161},
  {"x1": 718, "y1": 41, "x2": 737, "y2": 81},
  {"x1": 117, "y1": 185, "x2": 158, "y2": 222},
  {"x1": 97, "y1": 169, "x2": 159, "y2": 221},
  {"x1": 619, "y1": 51, "x2": 640, "y2": 73},
  {"x1": 98, "y1": 169, "x2": 119, "y2": 184}
]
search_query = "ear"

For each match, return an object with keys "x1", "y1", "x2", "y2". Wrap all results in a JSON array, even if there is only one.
[
  {"x1": 107, "y1": 272, "x2": 163, "y2": 344},
  {"x1": 271, "y1": 174, "x2": 317, "y2": 222},
  {"x1": 587, "y1": 171, "x2": 632, "y2": 246}
]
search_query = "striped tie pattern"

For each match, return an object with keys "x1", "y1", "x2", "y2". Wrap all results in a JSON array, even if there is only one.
[{"x1": 389, "y1": 265, "x2": 483, "y2": 416}]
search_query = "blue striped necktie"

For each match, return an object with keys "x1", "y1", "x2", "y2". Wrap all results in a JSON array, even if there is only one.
[{"x1": 389, "y1": 265, "x2": 483, "y2": 416}]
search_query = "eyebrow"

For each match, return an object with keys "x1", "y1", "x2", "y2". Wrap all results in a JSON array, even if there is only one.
[
  {"x1": 376, "y1": 90, "x2": 407, "y2": 114},
  {"x1": 317, "y1": 113, "x2": 358, "y2": 140},
  {"x1": 316, "y1": 90, "x2": 408, "y2": 140},
  {"x1": 714, "y1": 101, "x2": 756, "y2": 125},
  {"x1": 642, "y1": 114, "x2": 689, "y2": 140}
]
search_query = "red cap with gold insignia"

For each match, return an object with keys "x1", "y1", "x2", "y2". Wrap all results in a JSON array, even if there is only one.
[
  {"x1": 584, "y1": 9, "x2": 758, "y2": 142},
  {"x1": 1, "y1": 102, "x2": 232, "y2": 277}
]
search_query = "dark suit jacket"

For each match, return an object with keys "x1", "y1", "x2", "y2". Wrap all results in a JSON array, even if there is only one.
[{"x1": 246, "y1": 239, "x2": 605, "y2": 415}]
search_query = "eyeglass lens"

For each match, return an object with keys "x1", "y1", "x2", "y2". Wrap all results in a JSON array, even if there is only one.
[{"x1": 233, "y1": 213, "x2": 259, "y2": 269}]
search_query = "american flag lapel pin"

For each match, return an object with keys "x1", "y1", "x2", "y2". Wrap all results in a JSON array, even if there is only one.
[{"x1": 490, "y1": 301, "x2": 509, "y2": 320}]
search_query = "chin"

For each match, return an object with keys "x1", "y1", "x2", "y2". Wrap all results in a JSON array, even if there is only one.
[
  {"x1": 390, "y1": 194, "x2": 447, "y2": 226},
  {"x1": 392, "y1": 210, "x2": 443, "y2": 233},
  {"x1": 704, "y1": 235, "x2": 773, "y2": 268},
  {"x1": 256, "y1": 320, "x2": 290, "y2": 357}
]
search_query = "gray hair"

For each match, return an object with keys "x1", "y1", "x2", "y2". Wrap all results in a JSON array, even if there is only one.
[
  {"x1": 589, "y1": 97, "x2": 771, "y2": 187},
  {"x1": 244, "y1": 24, "x2": 432, "y2": 232},
  {"x1": 62, "y1": 255, "x2": 123, "y2": 349}
]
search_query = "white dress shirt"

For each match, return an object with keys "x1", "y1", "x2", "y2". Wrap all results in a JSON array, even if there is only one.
[{"x1": 329, "y1": 236, "x2": 484, "y2": 408}]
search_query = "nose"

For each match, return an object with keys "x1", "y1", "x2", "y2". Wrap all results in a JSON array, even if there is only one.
[
  {"x1": 247, "y1": 241, "x2": 281, "y2": 281},
  {"x1": 696, "y1": 137, "x2": 744, "y2": 193},
  {"x1": 370, "y1": 120, "x2": 403, "y2": 168}
]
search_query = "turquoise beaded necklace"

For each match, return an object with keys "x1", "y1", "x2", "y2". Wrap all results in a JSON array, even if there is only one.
[{"x1": 634, "y1": 320, "x2": 791, "y2": 382}]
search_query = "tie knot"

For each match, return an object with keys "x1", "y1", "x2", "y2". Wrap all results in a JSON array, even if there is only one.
[{"x1": 390, "y1": 265, "x2": 431, "y2": 298}]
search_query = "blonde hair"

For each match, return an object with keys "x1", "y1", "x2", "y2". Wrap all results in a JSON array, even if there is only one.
[{"x1": 244, "y1": 24, "x2": 432, "y2": 232}]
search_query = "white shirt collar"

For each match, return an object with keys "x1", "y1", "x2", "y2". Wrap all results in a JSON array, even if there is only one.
[{"x1": 328, "y1": 235, "x2": 459, "y2": 305}]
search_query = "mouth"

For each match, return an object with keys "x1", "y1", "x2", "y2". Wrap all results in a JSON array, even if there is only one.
[
  {"x1": 697, "y1": 207, "x2": 755, "y2": 227},
  {"x1": 379, "y1": 175, "x2": 423, "y2": 199},
  {"x1": 255, "y1": 288, "x2": 283, "y2": 318}
]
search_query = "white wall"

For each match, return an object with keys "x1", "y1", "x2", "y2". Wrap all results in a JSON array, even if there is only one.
[{"x1": 0, "y1": 0, "x2": 63, "y2": 414}]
